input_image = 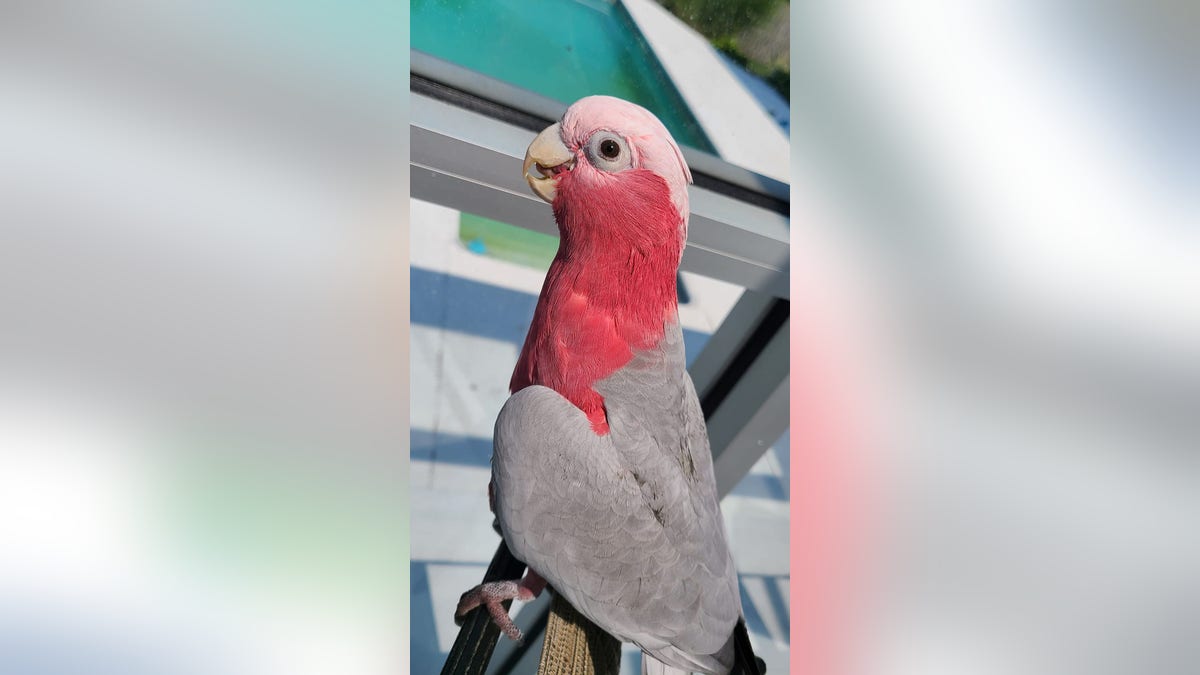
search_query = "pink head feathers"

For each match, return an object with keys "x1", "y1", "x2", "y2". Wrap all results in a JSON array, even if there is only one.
[{"x1": 514, "y1": 96, "x2": 696, "y2": 434}]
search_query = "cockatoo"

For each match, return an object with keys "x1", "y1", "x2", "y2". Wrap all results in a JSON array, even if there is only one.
[{"x1": 456, "y1": 96, "x2": 752, "y2": 675}]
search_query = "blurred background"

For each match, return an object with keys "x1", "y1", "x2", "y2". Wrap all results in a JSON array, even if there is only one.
[
  {"x1": 787, "y1": 2, "x2": 1200, "y2": 674},
  {"x1": 0, "y1": 2, "x2": 409, "y2": 674}
]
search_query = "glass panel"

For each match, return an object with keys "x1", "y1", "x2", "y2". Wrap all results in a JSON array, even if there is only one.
[
  {"x1": 411, "y1": 0, "x2": 792, "y2": 186},
  {"x1": 412, "y1": 0, "x2": 716, "y2": 153}
]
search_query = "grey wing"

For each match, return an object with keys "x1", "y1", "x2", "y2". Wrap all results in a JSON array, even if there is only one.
[{"x1": 492, "y1": 377, "x2": 739, "y2": 673}]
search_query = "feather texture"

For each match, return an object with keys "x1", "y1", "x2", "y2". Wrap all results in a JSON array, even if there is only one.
[
  {"x1": 494, "y1": 95, "x2": 746, "y2": 675},
  {"x1": 494, "y1": 323, "x2": 740, "y2": 674}
]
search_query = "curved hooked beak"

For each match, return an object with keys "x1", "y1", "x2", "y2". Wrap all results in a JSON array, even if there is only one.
[{"x1": 523, "y1": 123, "x2": 575, "y2": 203}]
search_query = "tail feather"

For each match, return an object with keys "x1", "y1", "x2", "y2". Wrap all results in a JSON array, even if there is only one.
[
  {"x1": 642, "y1": 653, "x2": 690, "y2": 675},
  {"x1": 641, "y1": 619, "x2": 763, "y2": 675},
  {"x1": 732, "y1": 618, "x2": 764, "y2": 674}
]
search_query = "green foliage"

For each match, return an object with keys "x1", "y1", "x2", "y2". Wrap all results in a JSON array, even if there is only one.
[
  {"x1": 662, "y1": 1, "x2": 790, "y2": 102},
  {"x1": 658, "y1": 0, "x2": 785, "y2": 38},
  {"x1": 712, "y1": 35, "x2": 748, "y2": 67},
  {"x1": 764, "y1": 67, "x2": 789, "y2": 101},
  {"x1": 712, "y1": 36, "x2": 789, "y2": 102}
]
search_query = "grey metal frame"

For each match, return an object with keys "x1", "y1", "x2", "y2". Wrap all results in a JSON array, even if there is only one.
[{"x1": 410, "y1": 57, "x2": 791, "y2": 300}]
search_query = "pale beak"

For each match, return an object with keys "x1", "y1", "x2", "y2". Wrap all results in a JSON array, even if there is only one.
[{"x1": 523, "y1": 123, "x2": 575, "y2": 203}]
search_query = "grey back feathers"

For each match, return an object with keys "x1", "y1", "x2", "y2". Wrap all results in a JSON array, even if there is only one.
[{"x1": 492, "y1": 322, "x2": 740, "y2": 674}]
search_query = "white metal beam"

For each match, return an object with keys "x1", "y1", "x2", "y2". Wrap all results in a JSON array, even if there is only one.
[{"x1": 410, "y1": 93, "x2": 791, "y2": 299}]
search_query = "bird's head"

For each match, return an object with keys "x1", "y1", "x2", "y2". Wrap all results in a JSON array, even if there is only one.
[{"x1": 523, "y1": 96, "x2": 693, "y2": 250}]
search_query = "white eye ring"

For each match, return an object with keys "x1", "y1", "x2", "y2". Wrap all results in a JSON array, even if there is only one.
[{"x1": 584, "y1": 132, "x2": 632, "y2": 173}]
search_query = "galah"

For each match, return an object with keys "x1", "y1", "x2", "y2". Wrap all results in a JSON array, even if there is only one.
[{"x1": 456, "y1": 96, "x2": 751, "y2": 675}]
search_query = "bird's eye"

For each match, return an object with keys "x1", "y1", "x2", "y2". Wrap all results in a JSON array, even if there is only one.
[{"x1": 585, "y1": 132, "x2": 631, "y2": 173}]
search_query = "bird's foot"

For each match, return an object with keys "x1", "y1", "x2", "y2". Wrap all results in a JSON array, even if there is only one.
[{"x1": 455, "y1": 579, "x2": 535, "y2": 643}]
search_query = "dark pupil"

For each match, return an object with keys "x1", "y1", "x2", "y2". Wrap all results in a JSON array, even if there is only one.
[{"x1": 599, "y1": 139, "x2": 620, "y2": 159}]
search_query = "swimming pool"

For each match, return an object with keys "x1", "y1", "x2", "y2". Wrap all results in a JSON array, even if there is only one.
[{"x1": 411, "y1": 0, "x2": 716, "y2": 154}]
